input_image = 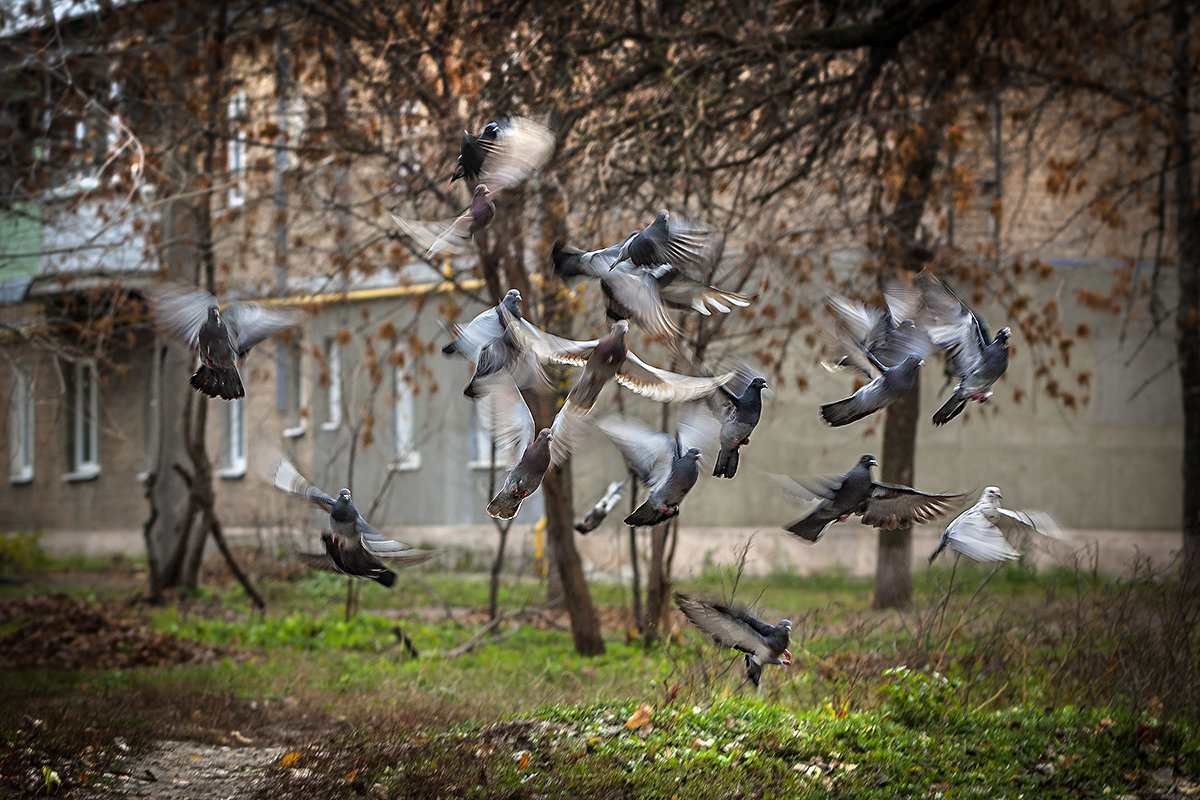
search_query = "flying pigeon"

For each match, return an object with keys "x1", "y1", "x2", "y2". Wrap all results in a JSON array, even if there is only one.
[
  {"x1": 574, "y1": 478, "x2": 628, "y2": 534},
  {"x1": 450, "y1": 121, "x2": 500, "y2": 184},
  {"x1": 145, "y1": 282, "x2": 306, "y2": 400},
  {"x1": 929, "y1": 486, "x2": 1063, "y2": 564},
  {"x1": 597, "y1": 403, "x2": 720, "y2": 527},
  {"x1": 397, "y1": 118, "x2": 554, "y2": 259},
  {"x1": 449, "y1": 117, "x2": 554, "y2": 189},
  {"x1": 474, "y1": 375, "x2": 553, "y2": 520},
  {"x1": 819, "y1": 354, "x2": 924, "y2": 427},
  {"x1": 501, "y1": 310, "x2": 734, "y2": 465},
  {"x1": 613, "y1": 210, "x2": 724, "y2": 273},
  {"x1": 674, "y1": 593, "x2": 792, "y2": 687},
  {"x1": 272, "y1": 457, "x2": 416, "y2": 587},
  {"x1": 771, "y1": 455, "x2": 966, "y2": 542},
  {"x1": 392, "y1": 183, "x2": 496, "y2": 259},
  {"x1": 913, "y1": 271, "x2": 1011, "y2": 425},
  {"x1": 707, "y1": 370, "x2": 769, "y2": 479},
  {"x1": 442, "y1": 290, "x2": 546, "y2": 396},
  {"x1": 818, "y1": 289, "x2": 931, "y2": 375},
  {"x1": 551, "y1": 240, "x2": 750, "y2": 340}
]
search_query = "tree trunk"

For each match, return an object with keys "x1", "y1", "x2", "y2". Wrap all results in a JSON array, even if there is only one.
[
  {"x1": 542, "y1": 456, "x2": 605, "y2": 655},
  {"x1": 642, "y1": 521, "x2": 674, "y2": 644},
  {"x1": 1170, "y1": 0, "x2": 1200, "y2": 591},
  {"x1": 875, "y1": 373, "x2": 921, "y2": 609}
]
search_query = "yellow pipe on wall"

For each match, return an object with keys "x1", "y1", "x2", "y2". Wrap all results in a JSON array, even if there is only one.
[{"x1": 265, "y1": 278, "x2": 486, "y2": 307}]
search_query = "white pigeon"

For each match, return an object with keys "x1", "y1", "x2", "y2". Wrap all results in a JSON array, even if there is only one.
[{"x1": 929, "y1": 486, "x2": 1062, "y2": 564}]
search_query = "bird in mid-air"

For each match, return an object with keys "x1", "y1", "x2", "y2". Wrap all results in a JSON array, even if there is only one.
[
  {"x1": 674, "y1": 593, "x2": 792, "y2": 687},
  {"x1": 272, "y1": 457, "x2": 422, "y2": 586},
  {"x1": 770, "y1": 455, "x2": 966, "y2": 543},
  {"x1": 145, "y1": 282, "x2": 306, "y2": 400}
]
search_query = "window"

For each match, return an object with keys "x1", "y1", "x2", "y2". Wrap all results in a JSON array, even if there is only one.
[
  {"x1": 65, "y1": 359, "x2": 99, "y2": 481},
  {"x1": 280, "y1": 340, "x2": 306, "y2": 438},
  {"x1": 217, "y1": 399, "x2": 246, "y2": 478},
  {"x1": 9, "y1": 366, "x2": 33, "y2": 484},
  {"x1": 391, "y1": 362, "x2": 420, "y2": 470},
  {"x1": 320, "y1": 336, "x2": 341, "y2": 431},
  {"x1": 468, "y1": 403, "x2": 518, "y2": 470},
  {"x1": 227, "y1": 88, "x2": 248, "y2": 208}
]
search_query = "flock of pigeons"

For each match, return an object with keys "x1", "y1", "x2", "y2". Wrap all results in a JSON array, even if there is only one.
[{"x1": 142, "y1": 117, "x2": 1061, "y2": 687}]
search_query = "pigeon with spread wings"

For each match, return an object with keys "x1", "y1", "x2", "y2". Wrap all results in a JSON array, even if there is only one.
[
  {"x1": 473, "y1": 375, "x2": 554, "y2": 521},
  {"x1": 771, "y1": 455, "x2": 966, "y2": 543},
  {"x1": 272, "y1": 457, "x2": 419, "y2": 587},
  {"x1": 913, "y1": 271, "x2": 1011, "y2": 426},
  {"x1": 551, "y1": 240, "x2": 750, "y2": 340},
  {"x1": 396, "y1": 118, "x2": 554, "y2": 259},
  {"x1": 501, "y1": 309, "x2": 733, "y2": 465},
  {"x1": 145, "y1": 283, "x2": 306, "y2": 400},
  {"x1": 674, "y1": 593, "x2": 791, "y2": 687},
  {"x1": 929, "y1": 486, "x2": 1063, "y2": 564},
  {"x1": 597, "y1": 403, "x2": 720, "y2": 528}
]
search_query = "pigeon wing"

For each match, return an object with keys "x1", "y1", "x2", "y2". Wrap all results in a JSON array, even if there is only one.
[
  {"x1": 675, "y1": 593, "x2": 766, "y2": 658},
  {"x1": 145, "y1": 283, "x2": 218, "y2": 350},
  {"x1": 272, "y1": 456, "x2": 336, "y2": 512},
  {"x1": 616, "y1": 351, "x2": 732, "y2": 403},
  {"x1": 500, "y1": 310, "x2": 598, "y2": 368},
  {"x1": 358, "y1": 524, "x2": 414, "y2": 557},
  {"x1": 943, "y1": 507, "x2": 1022, "y2": 562},
  {"x1": 596, "y1": 415, "x2": 675, "y2": 488},
  {"x1": 654, "y1": 266, "x2": 752, "y2": 316},
  {"x1": 392, "y1": 211, "x2": 475, "y2": 259},
  {"x1": 863, "y1": 483, "x2": 967, "y2": 529},
  {"x1": 223, "y1": 302, "x2": 306, "y2": 356},
  {"x1": 475, "y1": 375, "x2": 535, "y2": 468},
  {"x1": 476, "y1": 117, "x2": 555, "y2": 192}
]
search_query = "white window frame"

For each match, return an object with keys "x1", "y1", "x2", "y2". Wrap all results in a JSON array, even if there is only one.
[
  {"x1": 390, "y1": 362, "x2": 420, "y2": 471},
  {"x1": 217, "y1": 398, "x2": 247, "y2": 479},
  {"x1": 64, "y1": 359, "x2": 100, "y2": 481},
  {"x1": 138, "y1": 344, "x2": 161, "y2": 483},
  {"x1": 9, "y1": 366, "x2": 33, "y2": 484},
  {"x1": 227, "y1": 88, "x2": 248, "y2": 208},
  {"x1": 282, "y1": 341, "x2": 307, "y2": 438},
  {"x1": 468, "y1": 403, "x2": 518, "y2": 470},
  {"x1": 320, "y1": 336, "x2": 342, "y2": 431}
]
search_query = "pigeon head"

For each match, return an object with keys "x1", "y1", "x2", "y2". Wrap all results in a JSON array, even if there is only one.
[
  {"x1": 610, "y1": 319, "x2": 629, "y2": 337},
  {"x1": 338, "y1": 488, "x2": 352, "y2": 501},
  {"x1": 206, "y1": 305, "x2": 221, "y2": 324},
  {"x1": 995, "y1": 327, "x2": 1011, "y2": 345},
  {"x1": 331, "y1": 489, "x2": 356, "y2": 522},
  {"x1": 900, "y1": 355, "x2": 924, "y2": 371},
  {"x1": 502, "y1": 289, "x2": 522, "y2": 313},
  {"x1": 535, "y1": 428, "x2": 553, "y2": 444},
  {"x1": 982, "y1": 486, "x2": 1003, "y2": 502},
  {"x1": 749, "y1": 376, "x2": 769, "y2": 391},
  {"x1": 682, "y1": 447, "x2": 702, "y2": 463},
  {"x1": 481, "y1": 121, "x2": 501, "y2": 137},
  {"x1": 861, "y1": 454, "x2": 879, "y2": 469},
  {"x1": 474, "y1": 184, "x2": 490, "y2": 197}
]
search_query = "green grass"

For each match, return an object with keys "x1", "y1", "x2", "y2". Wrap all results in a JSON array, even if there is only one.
[{"x1": 1, "y1": 552, "x2": 1196, "y2": 797}]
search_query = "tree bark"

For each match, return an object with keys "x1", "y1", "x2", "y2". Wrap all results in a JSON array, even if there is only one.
[
  {"x1": 542, "y1": 455, "x2": 605, "y2": 655},
  {"x1": 875, "y1": 374, "x2": 921, "y2": 609},
  {"x1": 643, "y1": 522, "x2": 671, "y2": 644},
  {"x1": 1169, "y1": 0, "x2": 1200, "y2": 592}
]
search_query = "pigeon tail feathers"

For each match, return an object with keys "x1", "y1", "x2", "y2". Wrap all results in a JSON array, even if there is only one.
[
  {"x1": 932, "y1": 394, "x2": 968, "y2": 425},
  {"x1": 190, "y1": 363, "x2": 244, "y2": 400},
  {"x1": 713, "y1": 446, "x2": 739, "y2": 479},
  {"x1": 487, "y1": 492, "x2": 523, "y2": 520},
  {"x1": 624, "y1": 501, "x2": 678, "y2": 528}
]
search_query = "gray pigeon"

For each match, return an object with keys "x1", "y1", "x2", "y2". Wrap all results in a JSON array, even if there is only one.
[
  {"x1": 597, "y1": 403, "x2": 720, "y2": 527},
  {"x1": 929, "y1": 486, "x2": 1063, "y2": 564},
  {"x1": 771, "y1": 455, "x2": 966, "y2": 542},
  {"x1": 501, "y1": 310, "x2": 734, "y2": 465},
  {"x1": 551, "y1": 240, "x2": 750, "y2": 340},
  {"x1": 399, "y1": 118, "x2": 554, "y2": 258},
  {"x1": 392, "y1": 184, "x2": 496, "y2": 259},
  {"x1": 819, "y1": 354, "x2": 924, "y2": 427},
  {"x1": 819, "y1": 289, "x2": 931, "y2": 375},
  {"x1": 443, "y1": 290, "x2": 546, "y2": 396},
  {"x1": 272, "y1": 457, "x2": 416, "y2": 587},
  {"x1": 450, "y1": 121, "x2": 500, "y2": 184},
  {"x1": 709, "y1": 372, "x2": 769, "y2": 478},
  {"x1": 574, "y1": 478, "x2": 628, "y2": 534},
  {"x1": 449, "y1": 117, "x2": 554, "y2": 190},
  {"x1": 674, "y1": 593, "x2": 792, "y2": 687},
  {"x1": 614, "y1": 210, "x2": 724, "y2": 272},
  {"x1": 146, "y1": 282, "x2": 306, "y2": 400},
  {"x1": 475, "y1": 375, "x2": 553, "y2": 520},
  {"x1": 913, "y1": 271, "x2": 1011, "y2": 425}
]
